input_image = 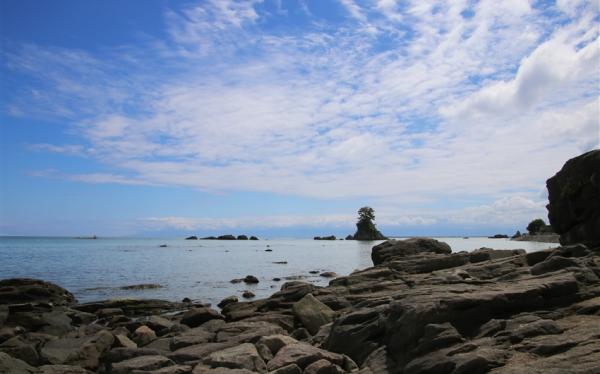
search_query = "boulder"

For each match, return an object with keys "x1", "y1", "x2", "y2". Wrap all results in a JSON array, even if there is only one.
[
  {"x1": 257, "y1": 335, "x2": 298, "y2": 355},
  {"x1": 371, "y1": 238, "x2": 452, "y2": 265},
  {"x1": 133, "y1": 325, "x2": 157, "y2": 346},
  {"x1": 170, "y1": 328, "x2": 214, "y2": 350},
  {"x1": 0, "y1": 335, "x2": 40, "y2": 365},
  {"x1": 37, "y1": 364, "x2": 93, "y2": 374},
  {"x1": 237, "y1": 235, "x2": 248, "y2": 240},
  {"x1": 292, "y1": 294, "x2": 335, "y2": 335},
  {"x1": 168, "y1": 342, "x2": 236, "y2": 364},
  {"x1": 267, "y1": 364, "x2": 302, "y2": 374},
  {"x1": 180, "y1": 308, "x2": 224, "y2": 328},
  {"x1": 217, "y1": 296, "x2": 239, "y2": 308},
  {"x1": 111, "y1": 355, "x2": 174, "y2": 374},
  {"x1": 303, "y1": 359, "x2": 345, "y2": 374},
  {"x1": 114, "y1": 334, "x2": 137, "y2": 349},
  {"x1": 242, "y1": 291, "x2": 255, "y2": 299},
  {"x1": 0, "y1": 279, "x2": 76, "y2": 306},
  {"x1": 266, "y1": 343, "x2": 345, "y2": 371},
  {"x1": 204, "y1": 343, "x2": 267, "y2": 372},
  {"x1": 41, "y1": 330, "x2": 114, "y2": 369},
  {"x1": 243, "y1": 275, "x2": 259, "y2": 284},
  {"x1": 0, "y1": 352, "x2": 36, "y2": 374},
  {"x1": 547, "y1": 149, "x2": 600, "y2": 247}
]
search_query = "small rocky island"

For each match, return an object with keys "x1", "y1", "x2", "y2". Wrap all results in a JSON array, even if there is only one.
[
  {"x1": 0, "y1": 150, "x2": 599, "y2": 373},
  {"x1": 347, "y1": 207, "x2": 387, "y2": 241}
]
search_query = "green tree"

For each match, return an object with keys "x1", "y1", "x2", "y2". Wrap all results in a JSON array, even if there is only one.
[
  {"x1": 527, "y1": 218, "x2": 546, "y2": 235},
  {"x1": 358, "y1": 206, "x2": 375, "y2": 222}
]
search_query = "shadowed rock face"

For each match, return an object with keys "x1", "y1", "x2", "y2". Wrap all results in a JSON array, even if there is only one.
[
  {"x1": 547, "y1": 149, "x2": 600, "y2": 247},
  {"x1": 0, "y1": 279, "x2": 76, "y2": 306}
]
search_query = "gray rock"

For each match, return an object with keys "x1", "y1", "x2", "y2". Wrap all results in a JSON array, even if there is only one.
[
  {"x1": 0, "y1": 279, "x2": 76, "y2": 306},
  {"x1": 257, "y1": 335, "x2": 299, "y2": 356},
  {"x1": 168, "y1": 342, "x2": 236, "y2": 364},
  {"x1": 170, "y1": 328, "x2": 214, "y2": 350},
  {"x1": 37, "y1": 365, "x2": 93, "y2": 374},
  {"x1": 114, "y1": 334, "x2": 138, "y2": 349},
  {"x1": 204, "y1": 343, "x2": 266, "y2": 372},
  {"x1": 134, "y1": 325, "x2": 158, "y2": 346},
  {"x1": 111, "y1": 355, "x2": 174, "y2": 374},
  {"x1": 217, "y1": 296, "x2": 238, "y2": 309},
  {"x1": 267, "y1": 363, "x2": 302, "y2": 374},
  {"x1": 0, "y1": 352, "x2": 36, "y2": 374},
  {"x1": 266, "y1": 343, "x2": 345, "y2": 371},
  {"x1": 303, "y1": 359, "x2": 345, "y2": 374},
  {"x1": 181, "y1": 308, "x2": 224, "y2": 328},
  {"x1": 292, "y1": 294, "x2": 335, "y2": 335},
  {"x1": 371, "y1": 238, "x2": 452, "y2": 266}
]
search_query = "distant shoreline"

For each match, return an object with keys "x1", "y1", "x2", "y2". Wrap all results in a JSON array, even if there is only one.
[{"x1": 512, "y1": 233, "x2": 560, "y2": 243}]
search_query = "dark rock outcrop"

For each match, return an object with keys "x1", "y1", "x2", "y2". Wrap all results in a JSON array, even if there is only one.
[
  {"x1": 371, "y1": 238, "x2": 452, "y2": 266},
  {"x1": 314, "y1": 236, "x2": 336, "y2": 240},
  {"x1": 217, "y1": 235, "x2": 236, "y2": 240},
  {"x1": 185, "y1": 236, "x2": 198, "y2": 240},
  {"x1": 0, "y1": 279, "x2": 76, "y2": 306},
  {"x1": 547, "y1": 149, "x2": 600, "y2": 247},
  {"x1": 237, "y1": 235, "x2": 248, "y2": 240}
]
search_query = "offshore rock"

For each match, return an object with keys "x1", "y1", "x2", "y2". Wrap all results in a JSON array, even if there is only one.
[{"x1": 371, "y1": 238, "x2": 452, "y2": 266}]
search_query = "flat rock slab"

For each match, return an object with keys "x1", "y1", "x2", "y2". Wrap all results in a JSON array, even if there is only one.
[
  {"x1": 111, "y1": 355, "x2": 174, "y2": 374},
  {"x1": 267, "y1": 343, "x2": 345, "y2": 371},
  {"x1": 204, "y1": 343, "x2": 266, "y2": 372}
]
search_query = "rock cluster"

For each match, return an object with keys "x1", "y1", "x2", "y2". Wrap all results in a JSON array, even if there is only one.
[{"x1": 2, "y1": 237, "x2": 599, "y2": 373}]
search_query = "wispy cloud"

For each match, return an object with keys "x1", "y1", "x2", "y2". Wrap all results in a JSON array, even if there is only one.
[{"x1": 5, "y1": 0, "x2": 599, "y2": 231}]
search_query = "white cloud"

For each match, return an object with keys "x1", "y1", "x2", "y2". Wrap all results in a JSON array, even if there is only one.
[{"x1": 7, "y1": 0, "x2": 600, "y2": 227}]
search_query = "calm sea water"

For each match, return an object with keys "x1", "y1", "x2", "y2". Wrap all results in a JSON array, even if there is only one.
[{"x1": 0, "y1": 237, "x2": 556, "y2": 306}]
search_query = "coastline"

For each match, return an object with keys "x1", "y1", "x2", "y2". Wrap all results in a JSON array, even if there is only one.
[
  {"x1": 511, "y1": 233, "x2": 560, "y2": 243},
  {"x1": 1, "y1": 238, "x2": 599, "y2": 373}
]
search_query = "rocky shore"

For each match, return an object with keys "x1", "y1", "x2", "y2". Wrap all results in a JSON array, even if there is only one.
[
  {"x1": 1, "y1": 237, "x2": 599, "y2": 374},
  {"x1": 1, "y1": 150, "x2": 598, "y2": 373}
]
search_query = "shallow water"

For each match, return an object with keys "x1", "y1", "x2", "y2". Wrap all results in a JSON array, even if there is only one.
[{"x1": 0, "y1": 236, "x2": 556, "y2": 306}]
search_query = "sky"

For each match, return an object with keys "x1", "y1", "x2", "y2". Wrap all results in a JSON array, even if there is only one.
[{"x1": 0, "y1": 0, "x2": 598, "y2": 238}]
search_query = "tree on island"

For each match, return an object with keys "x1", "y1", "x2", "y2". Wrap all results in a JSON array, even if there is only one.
[
  {"x1": 527, "y1": 218, "x2": 546, "y2": 235},
  {"x1": 352, "y1": 206, "x2": 387, "y2": 241}
]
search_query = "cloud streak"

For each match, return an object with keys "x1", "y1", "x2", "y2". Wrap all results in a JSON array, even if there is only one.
[{"x1": 4, "y1": 0, "x2": 599, "y2": 231}]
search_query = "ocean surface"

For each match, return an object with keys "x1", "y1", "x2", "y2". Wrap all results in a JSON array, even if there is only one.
[{"x1": 0, "y1": 236, "x2": 557, "y2": 307}]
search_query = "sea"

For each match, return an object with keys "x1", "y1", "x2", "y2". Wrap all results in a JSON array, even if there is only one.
[{"x1": 0, "y1": 236, "x2": 557, "y2": 307}]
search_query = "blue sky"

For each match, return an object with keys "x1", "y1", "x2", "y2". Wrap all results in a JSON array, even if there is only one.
[{"x1": 0, "y1": 0, "x2": 598, "y2": 237}]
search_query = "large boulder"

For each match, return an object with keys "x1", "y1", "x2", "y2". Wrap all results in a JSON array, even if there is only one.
[
  {"x1": 547, "y1": 149, "x2": 600, "y2": 247},
  {"x1": 180, "y1": 308, "x2": 224, "y2": 328},
  {"x1": 204, "y1": 343, "x2": 267, "y2": 372},
  {"x1": 371, "y1": 238, "x2": 452, "y2": 266},
  {"x1": 292, "y1": 294, "x2": 335, "y2": 335},
  {"x1": 0, "y1": 279, "x2": 76, "y2": 306}
]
